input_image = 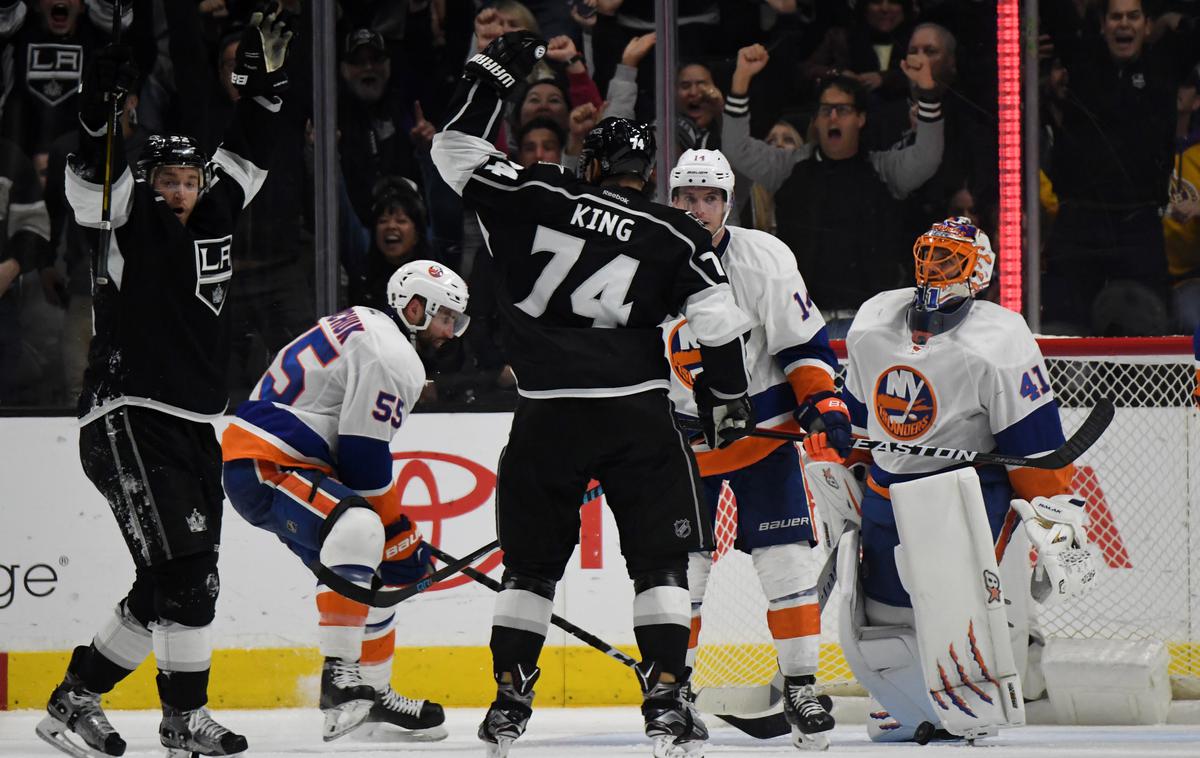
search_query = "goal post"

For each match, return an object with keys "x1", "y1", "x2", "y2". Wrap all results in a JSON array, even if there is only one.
[{"x1": 689, "y1": 336, "x2": 1200, "y2": 703}]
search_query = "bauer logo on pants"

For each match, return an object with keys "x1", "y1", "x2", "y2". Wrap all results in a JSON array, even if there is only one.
[{"x1": 874, "y1": 365, "x2": 937, "y2": 441}]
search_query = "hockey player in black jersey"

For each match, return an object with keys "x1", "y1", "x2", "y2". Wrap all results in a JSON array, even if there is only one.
[
  {"x1": 36, "y1": 8, "x2": 292, "y2": 758},
  {"x1": 432, "y1": 31, "x2": 755, "y2": 758}
]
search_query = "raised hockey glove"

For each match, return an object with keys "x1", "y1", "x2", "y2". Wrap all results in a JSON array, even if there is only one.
[
  {"x1": 693, "y1": 371, "x2": 753, "y2": 449},
  {"x1": 232, "y1": 2, "x2": 293, "y2": 97},
  {"x1": 1011, "y1": 494, "x2": 1098, "y2": 607},
  {"x1": 796, "y1": 391, "x2": 852, "y2": 458},
  {"x1": 464, "y1": 31, "x2": 547, "y2": 94},
  {"x1": 377, "y1": 515, "x2": 433, "y2": 586},
  {"x1": 79, "y1": 44, "x2": 138, "y2": 133}
]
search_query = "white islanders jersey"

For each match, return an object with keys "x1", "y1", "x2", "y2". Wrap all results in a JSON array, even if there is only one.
[{"x1": 843, "y1": 288, "x2": 1071, "y2": 498}]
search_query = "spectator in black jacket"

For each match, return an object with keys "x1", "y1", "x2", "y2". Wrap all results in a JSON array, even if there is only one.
[{"x1": 1041, "y1": 0, "x2": 1200, "y2": 335}]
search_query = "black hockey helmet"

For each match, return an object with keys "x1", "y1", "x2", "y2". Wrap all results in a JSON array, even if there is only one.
[
  {"x1": 577, "y1": 117, "x2": 655, "y2": 186},
  {"x1": 137, "y1": 134, "x2": 210, "y2": 189}
]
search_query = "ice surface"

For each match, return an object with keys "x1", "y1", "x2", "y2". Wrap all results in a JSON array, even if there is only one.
[{"x1": 3, "y1": 706, "x2": 1200, "y2": 757}]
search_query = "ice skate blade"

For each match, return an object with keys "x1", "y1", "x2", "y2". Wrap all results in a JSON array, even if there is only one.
[
  {"x1": 790, "y1": 727, "x2": 830, "y2": 751},
  {"x1": 36, "y1": 715, "x2": 121, "y2": 758},
  {"x1": 351, "y1": 722, "x2": 449, "y2": 742},
  {"x1": 484, "y1": 735, "x2": 514, "y2": 757},
  {"x1": 163, "y1": 750, "x2": 245, "y2": 758},
  {"x1": 652, "y1": 735, "x2": 705, "y2": 758},
  {"x1": 321, "y1": 699, "x2": 374, "y2": 742}
]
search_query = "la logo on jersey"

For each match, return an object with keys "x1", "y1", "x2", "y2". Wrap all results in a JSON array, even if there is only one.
[
  {"x1": 666, "y1": 319, "x2": 701, "y2": 389},
  {"x1": 874, "y1": 365, "x2": 937, "y2": 440},
  {"x1": 26, "y1": 44, "x2": 82, "y2": 106},
  {"x1": 194, "y1": 235, "x2": 233, "y2": 315}
]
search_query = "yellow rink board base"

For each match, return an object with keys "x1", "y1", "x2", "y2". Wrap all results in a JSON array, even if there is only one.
[{"x1": 5, "y1": 642, "x2": 1198, "y2": 709}]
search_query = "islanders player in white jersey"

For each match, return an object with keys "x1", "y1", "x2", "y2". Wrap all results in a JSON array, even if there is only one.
[
  {"x1": 664, "y1": 149, "x2": 849, "y2": 750},
  {"x1": 221, "y1": 261, "x2": 467, "y2": 743},
  {"x1": 804, "y1": 218, "x2": 1096, "y2": 743}
]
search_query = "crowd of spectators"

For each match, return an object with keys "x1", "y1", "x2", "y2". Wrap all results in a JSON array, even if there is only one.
[{"x1": 0, "y1": 0, "x2": 1197, "y2": 411}]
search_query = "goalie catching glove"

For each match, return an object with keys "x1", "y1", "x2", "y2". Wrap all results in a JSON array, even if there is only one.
[
  {"x1": 1011, "y1": 494, "x2": 1098, "y2": 607},
  {"x1": 232, "y1": 2, "x2": 293, "y2": 97},
  {"x1": 692, "y1": 371, "x2": 752, "y2": 450},
  {"x1": 464, "y1": 31, "x2": 547, "y2": 94}
]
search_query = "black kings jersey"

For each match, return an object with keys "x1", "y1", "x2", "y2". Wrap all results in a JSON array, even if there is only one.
[
  {"x1": 68, "y1": 96, "x2": 279, "y2": 424},
  {"x1": 433, "y1": 90, "x2": 749, "y2": 398}
]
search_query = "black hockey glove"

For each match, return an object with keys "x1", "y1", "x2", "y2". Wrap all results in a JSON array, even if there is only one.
[
  {"x1": 464, "y1": 31, "x2": 547, "y2": 95},
  {"x1": 795, "y1": 391, "x2": 852, "y2": 458},
  {"x1": 232, "y1": 3, "x2": 293, "y2": 97},
  {"x1": 694, "y1": 371, "x2": 753, "y2": 450},
  {"x1": 79, "y1": 44, "x2": 138, "y2": 133}
]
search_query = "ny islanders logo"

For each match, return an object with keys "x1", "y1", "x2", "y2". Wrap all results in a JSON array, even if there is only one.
[
  {"x1": 874, "y1": 366, "x2": 937, "y2": 440},
  {"x1": 666, "y1": 318, "x2": 702, "y2": 388}
]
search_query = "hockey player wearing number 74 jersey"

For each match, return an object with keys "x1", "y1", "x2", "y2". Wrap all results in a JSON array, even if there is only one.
[
  {"x1": 433, "y1": 30, "x2": 755, "y2": 758},
  {"x1": 803, "y1": 217, "x2": 1098, "y2": 743}
]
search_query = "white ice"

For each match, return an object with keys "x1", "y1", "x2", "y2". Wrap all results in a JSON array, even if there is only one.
[{"x1": 4, "y1": 706, "x2": 1200, "y2": 757}]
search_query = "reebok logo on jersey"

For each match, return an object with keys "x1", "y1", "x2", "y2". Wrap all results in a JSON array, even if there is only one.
[
  {"x1": 874, "y1": 365, "x2": 937, "y2": 441},
  {"x1": 570, "y1": 203, "x2": 636, "y2": 241}
]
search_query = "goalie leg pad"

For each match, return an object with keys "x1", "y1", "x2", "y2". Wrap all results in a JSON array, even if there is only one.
[
  {"x1": 751, "y1": 543, "x2": 820, "y2": 677},
  {"x1": 838, "y1": 528, "x2": 941, "y2": 742},
  {"x1": 890, "y1": 468, "x2": 1025, "y2": 738}
]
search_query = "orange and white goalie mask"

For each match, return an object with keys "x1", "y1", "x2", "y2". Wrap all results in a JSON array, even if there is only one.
[{"x1": 907, "y1": 216, "x2": 994, "y2": 345}]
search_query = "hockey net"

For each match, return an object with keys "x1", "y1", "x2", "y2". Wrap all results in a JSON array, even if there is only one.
[{"x1": 689, "y1": 336, "x2": 1200, "y2": 700}]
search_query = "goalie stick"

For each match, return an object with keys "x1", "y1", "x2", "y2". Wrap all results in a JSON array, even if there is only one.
[
  {"x1": 680, "y1": 398, "x2": 1114, "y2": 470},
  {"x1": 308, "y1": 539, "x2": 500, "y2": 608}
]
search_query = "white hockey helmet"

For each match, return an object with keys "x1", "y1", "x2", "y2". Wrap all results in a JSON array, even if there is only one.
[
  {"x1": 386, "y1": 260, "x2": 470, "y2": 337},
  {"x1": 670, "y1": 149, "x2": 735, "y2": 227}
]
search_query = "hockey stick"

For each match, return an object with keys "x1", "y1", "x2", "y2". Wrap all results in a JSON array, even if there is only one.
[
  {"x1": 309, "y1": 539, "x2": 500, "y2": 608},
  {"x1": 94, "y1": 0, "x2": 123, "y2": 288},
  {"x1": 425, "y1": 544, "x2": 638, "y2": 667},
  {"x1": 681, "y1": 398, "x2": 1114, "y2": 470}
]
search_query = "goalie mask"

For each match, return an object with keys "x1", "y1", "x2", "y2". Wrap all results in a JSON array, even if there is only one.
[
  {"x1": 386, "y1": 260, "x2": 470, "y2": 337},
  {"x1": 136, "y1": 134, "x2": 211, "y2": 191},
  {"x1": 907, "y1": 216, "x2": 994, "y2": 345},
  {"x1": 670, "y1": 148, "x2": 735, "y2": 231}
]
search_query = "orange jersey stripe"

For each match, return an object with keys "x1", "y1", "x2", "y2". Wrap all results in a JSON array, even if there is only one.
[
  {"x1": 221, "y1": 423, "x2": 333, "y2": 474},
  {"x1": 766, "y1": 603, "x2": 820, "y2": 639},
  {"x1": 867, "y1": 473, "x2": 890, "y2": 500},
  {"x1": 1008, "y1": 464, "x2": 1075, "y2": 501},
  {"x1": 786, "y1": 365, "x2": 837, "y2": 407},
  {"x1": 360, "y1": 630, "x2": 396, "y2": 666},
  {"x1": 696, "y1": 418, "x2": 803, "y2": 477},
  {"x1": 316, "y1": 591, "x2": 368, "y2": 627}
]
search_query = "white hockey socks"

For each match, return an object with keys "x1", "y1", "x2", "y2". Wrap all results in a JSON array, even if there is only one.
[
  {"x1": 318, "y1": 507, "x2": 384, "y2": 660},
  {"x1": 752, "y1": 543, "x2": 820, "y2": 677}
]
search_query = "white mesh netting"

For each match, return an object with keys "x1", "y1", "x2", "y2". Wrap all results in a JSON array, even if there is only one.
[{"x1": 690, "y1": 339, "x2": 1200, "y2": 699}]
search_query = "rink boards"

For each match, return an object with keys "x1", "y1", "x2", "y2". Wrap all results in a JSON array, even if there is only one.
[{"x1": 1, "y1": 411, "x2": 1197, "y2": 709}]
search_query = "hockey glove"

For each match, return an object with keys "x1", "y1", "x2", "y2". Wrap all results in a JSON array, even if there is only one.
[
  {"x1": 232, "y1": 3, "x2": 293, "y2": 97},
  {"x1": 464, "y1": 31, "x2": 547, "y2": 94},
  {"x1": 1011, "y1": 494, "x2": 1098, "y2": 607},
  {"x1": 377, "y1": 515, "x2": 433, "y2": 586},
  {"x1": 79, "y1": 44, "x2": 138, "y2": 133},
  {"x1": 796, "y1": 391, "x2": 852, "y2": 458},
  {"x1": 694, "y1": 371, "x2": 753, "y2": 449}
]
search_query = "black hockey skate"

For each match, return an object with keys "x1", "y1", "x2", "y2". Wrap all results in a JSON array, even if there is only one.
[
  {"x1": 159, "y1": 705, "x2": 247, "y2": 757},
  {"x1": 353, "y1": 686, "x2": 448, "y2": 741},
  {"x1": 636, "y1": 662, "x2": 708, "y2": 758},
  {"x1": 478, "y1": 663, "x2": 540, "y2": 758},
  {"x1": 319, "y1": 657, "x2": 376, "y2": 741},
  {"x1": 36, "y1": 651, "x2": 126, "y2": 758},
  {"x1": 782, "y1": 674, "x2": 834, "y2": 751}
]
